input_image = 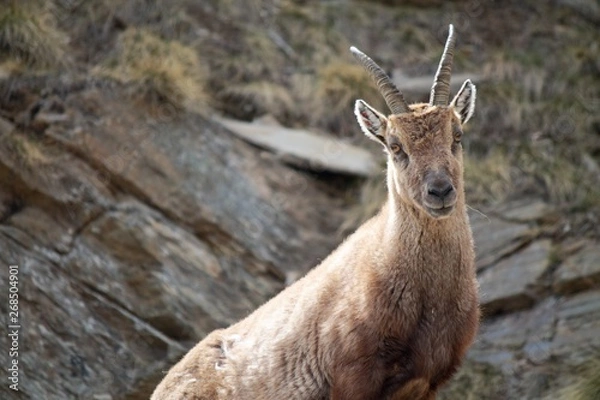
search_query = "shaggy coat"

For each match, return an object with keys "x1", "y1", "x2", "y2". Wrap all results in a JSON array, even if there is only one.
[
  {"x1": 151, "y1": 106, "x2": 479, "y2": 400},
  {"x1": 152, "y1": 25, "x2": 479, "y2": 399}
]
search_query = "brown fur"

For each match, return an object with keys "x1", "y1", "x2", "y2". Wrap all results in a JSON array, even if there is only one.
[{"x1": 151, "y1": 103, "x2": 479, "y2": 399}]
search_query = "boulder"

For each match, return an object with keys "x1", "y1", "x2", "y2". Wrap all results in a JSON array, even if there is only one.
[
  {"x1": 478, "y1": 239, "x2": 552, "y2": 314},
  {"x1": 553, "y1": 242, "x2": 600, "y2": 294},
  {"x1": 469, "y1": 210, "x2": 531, "y2": 271},
  {"x1": 216, "y1": 116, "x2": 379, "y2": 177}
]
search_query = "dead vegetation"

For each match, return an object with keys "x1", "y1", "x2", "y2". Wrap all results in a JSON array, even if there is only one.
[
  {"x1": 553, "y1": 359, "x2": 600, "y2": 400},
  {"x1": 464, "y1": 14, "x2": 600, "y2": 212},
  {"x1": 94, "y1": 27, "x2": 208, "y2": 111},
  {"x1": 0, "y1": 2, "x2": 596, "y2": 234},
  {"x1": 437, "y1": 359, "x2": 506, "y2": 400},
  {"x1": 0, "y1": 0, "x2": 67, "y2": 68},
  {"x1": 1, "y1": 0, "x2": 596, "y2": 231}
]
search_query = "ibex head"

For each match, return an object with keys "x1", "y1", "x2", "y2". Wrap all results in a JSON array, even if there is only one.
[{"x1": 352, "y1": 25, "x2": 476, "y2": 219}]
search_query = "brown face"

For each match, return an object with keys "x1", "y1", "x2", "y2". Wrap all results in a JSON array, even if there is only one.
[
  {"x1": 354, "y1": 78, "x2": 475, "y2": 219},
  {"x1": 352, "y1": 28, "x2": 476, "y2": 219},
  {"x1": 386, "y1": 106, "x2": 464, "y2": 219}
]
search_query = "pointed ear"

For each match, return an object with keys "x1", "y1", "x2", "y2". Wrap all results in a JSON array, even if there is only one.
[
  {"x1": 354, "y1": 99, "x2": 388, "y2": 145},
  {"x1": 450, "y1": 79, "x2": 476, "y2": 125}
]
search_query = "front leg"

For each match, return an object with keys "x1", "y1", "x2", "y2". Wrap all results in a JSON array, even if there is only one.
[
  {"x1": 386, "y1": 377, "x2": 433, "y2": 400},
  {"x1": 330, "y1": 359, "x2": 386, "y2": 400}
]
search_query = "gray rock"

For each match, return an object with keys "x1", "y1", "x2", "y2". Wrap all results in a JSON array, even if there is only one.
[
  {"x1": 475, "y1": 297, "x2": 557, "y2": 358},
  {"x1": 446, "y1": 291, "x2": 600, "y2": 399},
  {"x1": 495, "y1": 198, "x2": 555, "y2": 223},
  {"x1": 216, "y1": 116, "x2": 379, "y2": 177},
  {"x1": 0, "y1": 229, "x2": 186, "y2": 400},
  {"x1": 553, "y1": 290, "x2": 600, "y2": 364},
  {"x1": 478, "y1": 239, "x2": 552, "y2": 314},
  {"x1": 554, "y1": 242, "x2": 600, "y2": 294},
  {"x1": 469, "y1": 211, "x2": 531, "y2": 271}
]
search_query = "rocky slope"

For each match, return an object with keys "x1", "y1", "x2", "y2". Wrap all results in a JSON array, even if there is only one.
[
  {"x1": 441, "y1": 201, "x2": 600, "y2": 399},
  {"x1": 1, "y1": 77, "x2": 598, "y2": 400},
  {"x1": 0, "y1": 79, "x2": 350, "y2": 399},
  {"x1": 0, "y1": 0, "x2": 599, "y2": 399}
]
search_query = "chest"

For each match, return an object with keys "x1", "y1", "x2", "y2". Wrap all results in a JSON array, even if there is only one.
[{"x1": 377, "y1": 288, "x2": 479, "y2": 397}]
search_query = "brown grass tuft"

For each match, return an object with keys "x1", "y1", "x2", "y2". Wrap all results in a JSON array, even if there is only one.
[
  {"x1": 201, "y1": 26, "x2": 290, "y2": 120},
  {"x1": 438, "y1": 359, "x2": 506, "y2": 400},
  {"x1": 463, "y1": 151, "x2": 514, "y2": 206},
  {"x1": 553, "y1": 359, "x2": 600, "y2": 400},
  {"x1": 0, "y1": 0, "x2": 67, "y2": 68},
  {"x1": 2, "y1": 132, "x2": 49, "y2": 167},
  {"x1": 95, "y1": 27, "x2": 208, "y2": 112},
  {"x1": 312, "y1": 60, "x2": 386, "y2": 137}
]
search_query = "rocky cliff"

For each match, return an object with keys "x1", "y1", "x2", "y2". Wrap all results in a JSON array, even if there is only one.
[
  {"x1": 0, "y1": 79, "x2": 350, "y2": 399},
  {"x1": 442, "y1": 202, "x2": 600, "y2": 399},
  {"x1": 0, "y1": 0, "x2": 599, "y2": 399}
]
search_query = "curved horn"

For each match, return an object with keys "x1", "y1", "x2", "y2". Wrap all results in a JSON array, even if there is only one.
[
  {"x1": 350, "y1": 46, "x2": 410, "y2": 114},
  {"x1": 429, "y1": 24, "x2": 456, "y2": 106}
]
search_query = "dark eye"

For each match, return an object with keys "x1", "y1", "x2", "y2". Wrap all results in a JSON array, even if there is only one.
[
  {"x1": 453, "y1": 125, "x2": 463, "y2": 143},
  {"x1": 451, "y1": 125, "x2": 463, "y2": 154},
  {"x1": 390, "y1": 143, "x2": 402, "y2": 154},
  {"x1": 388, "y1": 142, "x2": 409, "y2": 164}
]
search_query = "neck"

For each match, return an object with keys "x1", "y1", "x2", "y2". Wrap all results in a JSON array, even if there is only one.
[{"x1": 379, "y1": 187, "x2": 474, "y2": 285}]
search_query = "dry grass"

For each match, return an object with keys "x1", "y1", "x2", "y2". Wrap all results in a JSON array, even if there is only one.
[
  {"x1": 2, "y1": 132, "x2": 49, "y2": 167},
  {"x1": 462, "y1": 15, "x2": 600, "y2": 216},
  {"x1": 312, "y1": 60, "x2": 387, "y2": 137},
  {"x1": 438, "y1": 359, "x2": 506, "y2": 400},
  {"x1": 0, "y1": 0, "x2": 67, "y2": 68},
  {"x1": 206, "y1": 26, "x2": 291, "y2": 120},
  {"x1": 464, "y1": 142, "x2": 600, "y2": 215},
  {"x1": 463, "y1": 151, "x2": 514, "y2": 205},
  {"x1": 1, "y1": 0, "x2": 597, "y2": 222},
  {"x1": 94, "y1": 27, "x2": 208, "y2": 112},
  {"x1": 553, "y1": 360, "x2": 600, "y2": 400}
]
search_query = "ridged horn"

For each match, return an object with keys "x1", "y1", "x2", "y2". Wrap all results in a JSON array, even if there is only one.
[
  {"x1": 429, "y1": 24, "x2": 456, "y2": 106},
  {"x1": 350, "y1": 46, "x2": 410, "y2": 115}
]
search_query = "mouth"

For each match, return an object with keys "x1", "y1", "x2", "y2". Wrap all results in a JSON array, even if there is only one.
[{"x1": 425, "y1": 205, "x2": 455, "y2": 218}]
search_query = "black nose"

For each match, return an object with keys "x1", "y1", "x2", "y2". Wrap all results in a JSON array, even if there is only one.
[{"x1": 427, "y1": 180, "x2": 454, "y2": 200}]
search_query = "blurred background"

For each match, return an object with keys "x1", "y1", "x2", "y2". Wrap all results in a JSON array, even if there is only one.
[{"x1": 0, "y1": 0, "x2": 598, "y2": 398}]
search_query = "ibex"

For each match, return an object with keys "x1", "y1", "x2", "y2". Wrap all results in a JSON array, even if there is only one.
[{"x1": 152, "y1": 24, "x2": 479, "y2": 400}]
